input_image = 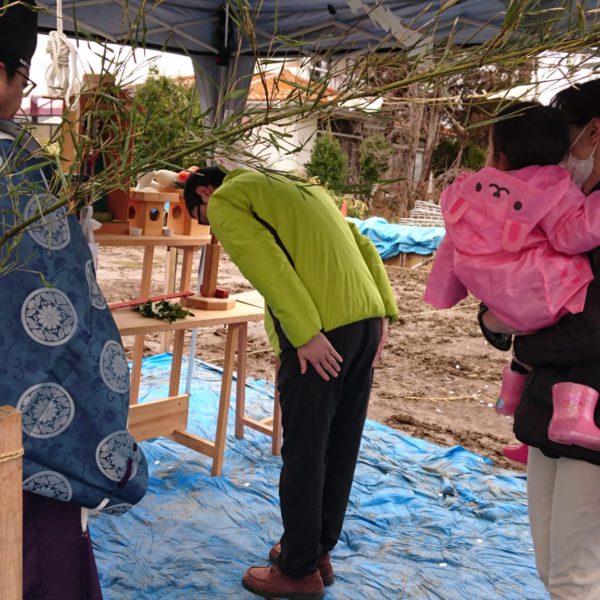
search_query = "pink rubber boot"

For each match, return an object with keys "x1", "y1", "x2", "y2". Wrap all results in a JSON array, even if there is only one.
[
  {"x1": 548, "y1": 383, "x2": 600, "y2": 450},
  {"x1": 495, "y1": 365, "x2": 528, "y2": 416},
  {"x1": 502, "y1": 443, "x2": 528, "y2": 464}
]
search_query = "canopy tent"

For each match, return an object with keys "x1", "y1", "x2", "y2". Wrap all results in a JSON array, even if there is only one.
[
  {"x1": 34, "y1": 1, "x2": 600, "y2": 132},
  {"x1": 36, "y1": 1, "x2": 525, "y2": 57},
  {"x1": 36, "y1": 0, "x2": 515, "y2": 123}
]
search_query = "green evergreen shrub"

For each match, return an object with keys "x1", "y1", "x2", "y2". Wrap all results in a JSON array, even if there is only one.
[{"x1": 305, "y1": 131, "x2": 348, "y2": 193}]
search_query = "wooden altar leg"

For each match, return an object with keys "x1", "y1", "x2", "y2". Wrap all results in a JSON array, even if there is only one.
[
  {"x1": 160, "y1": 248, "x2": 178, "y2": 353},
  {"x1": 212, "y1": 323, "x2": 240, "y2": 476},
  {"x1": 234, "y1": 323, "x2": 248, "y2": 439},
  {"x1": 169, "y1": 329, "x2": 186, "y2": 397},
  {"x1": 0, "y1": 406, "x2": 22, "y2": 600},
  {"x1": 233, "y1": 355, "x2": 282, "y2": 456},
  {"x1": 130, "y1": 246, "x2": 155, "y2": 404},
  {"x1": 129, "y1": 335, "x2": 145, "y2": 404},
  {"x1": 179, "y1": 247, "x2": 195, "y2": 292},
  {"x1": 139, "y1": 246, "x2": 155, "y2": 296}
]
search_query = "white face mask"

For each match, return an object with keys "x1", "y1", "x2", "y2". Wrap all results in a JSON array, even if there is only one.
[{"x1": 561, "y1": 125, "x2": 598, "y2": 188}]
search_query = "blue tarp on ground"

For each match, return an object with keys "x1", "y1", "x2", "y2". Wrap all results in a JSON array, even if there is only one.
[
  {"x1": 347, "y1": 217, "x2": 445, "y2": 259},
  {"x1": 92, "y1": 354, "x2": 546, "y2": 600}
]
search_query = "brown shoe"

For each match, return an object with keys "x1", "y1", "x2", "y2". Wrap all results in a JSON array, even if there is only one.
[
  {"x1": 269, "y1": 543, "x2": 335, "y2": 587},
  {"x1": 242, "y1": 564, "x2": 324, "y2": 599}
]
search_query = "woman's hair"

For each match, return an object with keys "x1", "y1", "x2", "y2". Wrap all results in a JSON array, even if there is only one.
[
  {"x1": 491, "y1": 101, "x2": 569, "y2": 170},
  {"x1": 550, "y1": 78, "x2": 600, "y2": 127}
]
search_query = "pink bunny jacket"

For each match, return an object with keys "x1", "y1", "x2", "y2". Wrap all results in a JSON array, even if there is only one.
[{"x1": 424, "y1": 165, "x2": 600, "y2": 331}]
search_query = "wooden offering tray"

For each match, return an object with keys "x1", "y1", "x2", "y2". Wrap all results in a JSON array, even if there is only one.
[{"x1": 182, "y1": 294, "x2": 236, "y2": 311}]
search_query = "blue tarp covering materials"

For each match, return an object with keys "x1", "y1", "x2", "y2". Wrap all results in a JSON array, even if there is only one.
[
  {"x1": 92, "y1": 354, "x2": 546, "y2": 599},
  {"x1": 347, "y1": 217, "x2": 445, "y2": 259}
]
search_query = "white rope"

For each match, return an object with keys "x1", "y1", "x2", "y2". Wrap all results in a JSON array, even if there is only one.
[
  {"x1": 45, "y1": 0, "x2": 81, "y2": 109},
  {"x1": 79, "y1": 205, "x2": 101, "y2": 269}
]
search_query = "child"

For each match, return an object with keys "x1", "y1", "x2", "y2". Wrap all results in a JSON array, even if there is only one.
[{"x1": 425, "y1": 102, "x2": 600, "y2": 455}]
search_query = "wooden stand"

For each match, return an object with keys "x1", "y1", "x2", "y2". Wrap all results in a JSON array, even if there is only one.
[
  {"x1": 97, "y1": 237, "x2": 272, "y2": 474},
  {"x1": 235, "y1": 353, "x2": 282, "y2": 456},
  {"x1": 96, "y1": 233, "x2": 210, "y2": 404},
  {"x1": 233, "y1": 292, "x2": 282, "y2": 455},
  {"x1": 0, "y1": 406, "x2": 23, "y2": 600},
  {"x1": 113, "y1": 300, "x2": 264, "y2": 475}
]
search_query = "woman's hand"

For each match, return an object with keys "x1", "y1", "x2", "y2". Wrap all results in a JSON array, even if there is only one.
[{"x1": 297, "y1": 333, "x2": 343, "y2": 381}]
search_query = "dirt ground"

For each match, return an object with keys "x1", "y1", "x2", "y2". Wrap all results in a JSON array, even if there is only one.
[{"x1": 96, "y1": 244, "x2": 521, "y2": 471}]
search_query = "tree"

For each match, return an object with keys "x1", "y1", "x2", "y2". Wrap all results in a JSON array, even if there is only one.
[
  {"x1": 430, "y1": 137, "x2": 486, "y2": 177},
  {"x1": 131, "y1": 65, "x2": 205, "y2": 168},
  {"x1": 358, "y1": 134, "x2": 393, "y2": 199},
  {"x1": 358, "y1": 56, "x2": 536, "y2": 216},
  {"x1": 305, "y1": 131, "x2": 348, "y2": 193}
]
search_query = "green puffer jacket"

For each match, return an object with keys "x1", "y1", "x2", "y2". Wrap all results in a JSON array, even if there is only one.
[{"x1": 207, "y1": 169, "x2": 398, "y2": 355}]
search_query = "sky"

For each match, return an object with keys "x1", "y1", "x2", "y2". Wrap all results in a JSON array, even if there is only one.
[
  {"x1": 27, "y1": 34, "x2": 195, "y2": 105},
  {"x1": 25, "y1": 34, "x2": 598, "y2": 111},
  {"x1": 489, "y1": 53, "x2": 598, "y2": 105}
]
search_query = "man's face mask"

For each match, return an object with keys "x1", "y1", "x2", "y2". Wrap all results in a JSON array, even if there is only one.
[{"x1": 562, "y1": 124, "x2": 598, "y2": 188}]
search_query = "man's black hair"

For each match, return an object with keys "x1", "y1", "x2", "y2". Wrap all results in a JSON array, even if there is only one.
[
  {"x1": 0, "y1": 1, "x2": 38, "y2": 73},
  {"x1": 492, "y1": 101, "x2": 569, "y2": 171},
  {"x1": 550, "y1": 78, "x2": 600, "y2": 127},
  {"x1": 183, "y1": 166, "x2": 227, "y2": 217}
]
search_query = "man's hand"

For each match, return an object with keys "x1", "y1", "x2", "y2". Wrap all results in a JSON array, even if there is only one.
[
  {"x1": 297, "y1": 333, "x2": 343, "y2": 381},
  {"x1": 372, "y1": 317, "x2": 390, "y2": 367}
]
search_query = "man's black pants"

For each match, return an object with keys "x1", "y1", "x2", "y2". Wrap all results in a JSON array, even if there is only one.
[{"x1": 277, "y1": 318, "x2": 381, "y2": 579}]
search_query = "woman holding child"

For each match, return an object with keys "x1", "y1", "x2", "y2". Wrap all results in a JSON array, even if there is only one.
[
  {"x1": 426, "y1": 79, "x2": 600, "y2": 599},
  {"x1": 506, "y1": 81, "x2": 600, "y2": 600}
]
